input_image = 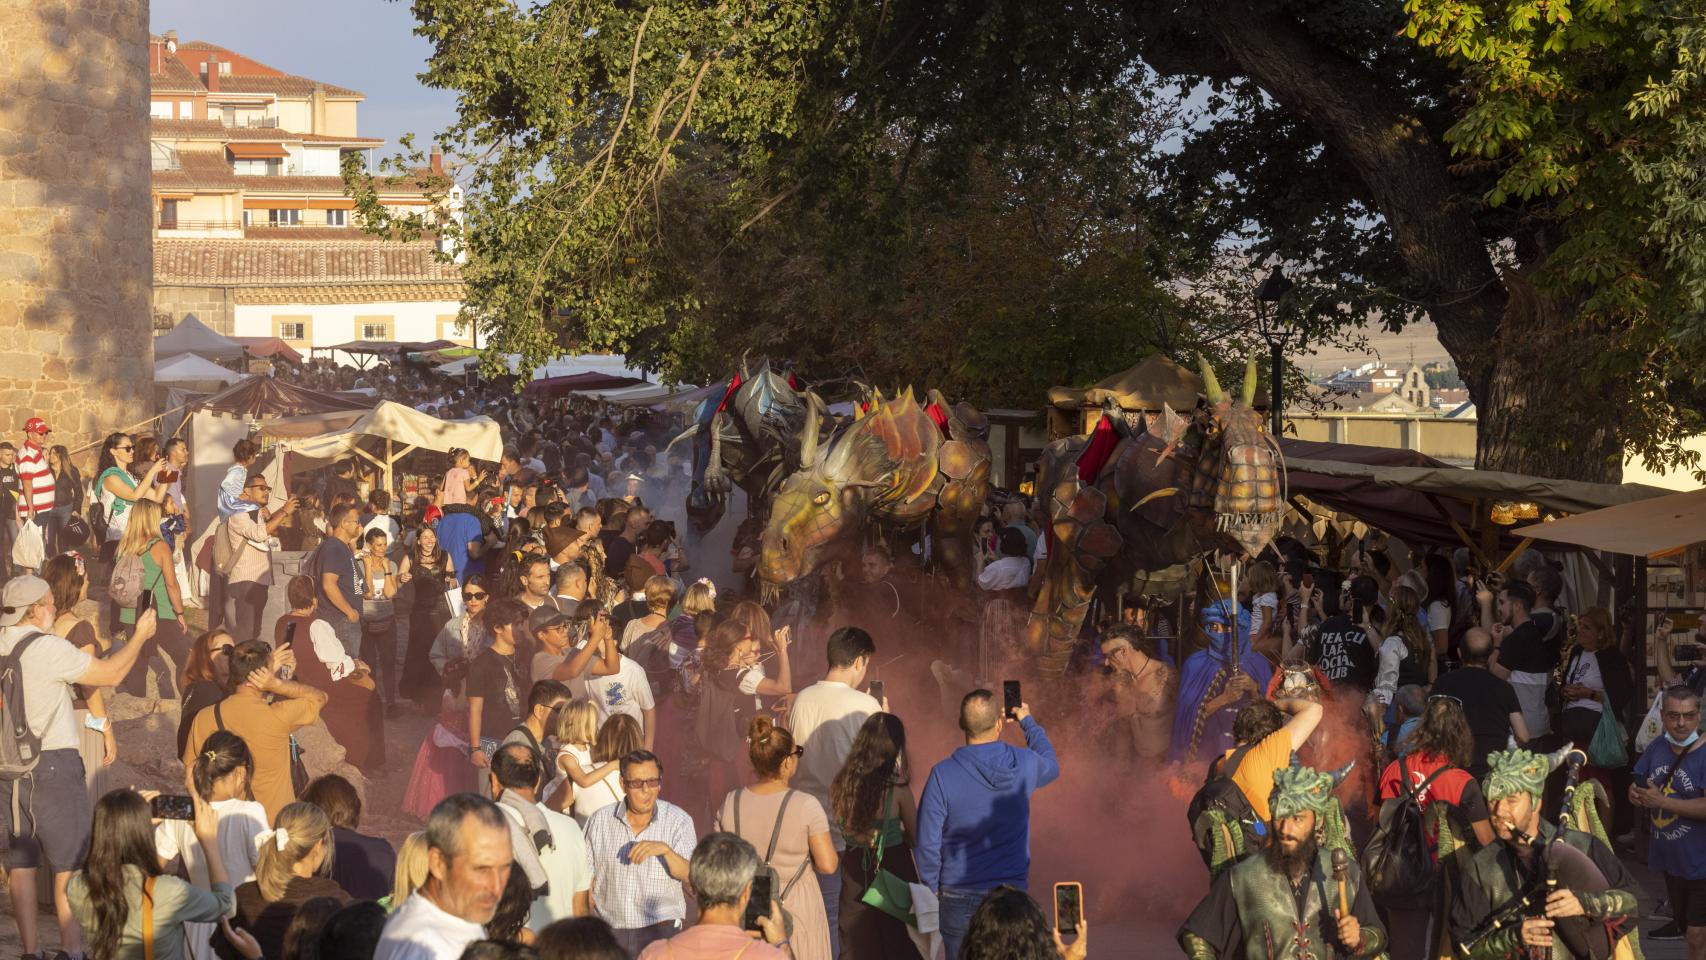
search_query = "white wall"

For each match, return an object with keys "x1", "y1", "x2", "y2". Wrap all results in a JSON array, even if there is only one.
[{"x1": 233, "y1": 298, "x2": 464, "y2": 366}]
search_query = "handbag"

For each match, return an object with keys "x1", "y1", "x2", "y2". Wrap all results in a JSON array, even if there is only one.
[
  {"x1": 11, "y1": 517, "x2": 43, "y2": 570},
  {"x1": 1589, "y1": 705, "x2": 1629, "y2": 768},
  {"x1": 62, "y1": 513, "x2": 90, "y2": 549},
  {"x1": 733, "y1": 789, "x2": 804, "y2": 940},
  {"x1": 859, "y1": 787, "x2": 917, "y2": 925}
]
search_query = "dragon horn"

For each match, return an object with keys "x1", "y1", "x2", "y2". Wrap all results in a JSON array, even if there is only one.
[
  {"x1": 1329, "y1": 759, "x2": 1356, "y2": 788},
  {"x1": 798, "y1": 392, "x2": 822, "y2": 469},
  {"x1": 1198, "y1": 355, "x2": 1225, "y2": 404},
  {"x1": 1241, "y1": 355, "x2": 1259, "y2": 406}
]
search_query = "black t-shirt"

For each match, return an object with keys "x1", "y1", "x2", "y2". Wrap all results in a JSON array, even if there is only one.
[
  {"x1": 468, "y1": 648, "x2": 523, "y2": 742},
  {"x1": 1496, "y1": 620, "x2": 1556, "y2": 674},
  {"x1": 1306, "y1": 615, "x2": 1377, "y2": 691},
  {"x1": 604, "y1": 532, "x2": 636, "y2": 579},
  {"x1": 0, "y1": 465, "x2": 18, "y2": 515},
  {"x1": 313, "y1": 538, "x2": 363, "y2": 624},
  {"x1": 1431, "y1": 666, "x2": 1522, "y2": 775}
]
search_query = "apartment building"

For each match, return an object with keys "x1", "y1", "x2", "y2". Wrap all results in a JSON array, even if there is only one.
[{"x1": 148, "y1": 30, "x2": 469, "y2": 364}]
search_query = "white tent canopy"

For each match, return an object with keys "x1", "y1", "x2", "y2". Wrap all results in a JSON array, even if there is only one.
[
  {"x1": 259, "y1": 400, "x2": 503, "y2": 488},
  {"x1": 154, "y1": 314, "x2": 246, "y2": 361},
  {"x1": 155, "y1": 353, "x2": 243, "y2": 385},
  {"x1": 437, "y1": 352, "x2": 650, "y2": 381}
]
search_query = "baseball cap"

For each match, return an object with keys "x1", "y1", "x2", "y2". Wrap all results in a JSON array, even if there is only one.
[
  {"x1": 528, "y1": 605, "x2": 570, "y2": 633},
  {"x1": 0, "y1": 576, "x2": 51, "y2": 627},
  {"x1": 22, "y1": 418, "x2": 50, "y2": 435}
]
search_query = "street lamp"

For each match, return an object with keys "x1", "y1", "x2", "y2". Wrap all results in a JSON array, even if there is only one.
[{"x1": 1254, "y1": 265, "x2": 1294, "y2": 436}]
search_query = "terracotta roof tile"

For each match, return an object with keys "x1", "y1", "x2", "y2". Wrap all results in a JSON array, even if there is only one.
[
  {"x1": 152, "y1": 149, "x2": 241, "y2": 190},
  {"x1": 232, "y1": 281, "x2": 466, "y2": 305},
  {"x1": 176, "y1": 41, "x2": 364, "y2": 98},
  {"x1": 149, "y1": 56, "x2": 205, "y2": 93},
  {"x1": 155, "y1": 238, "x2": 462, "y2": 287}
]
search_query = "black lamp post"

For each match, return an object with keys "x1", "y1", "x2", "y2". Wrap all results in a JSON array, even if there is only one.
[{"x1": 1254, "y1": 265, "x2": 1294, "y2": 436}]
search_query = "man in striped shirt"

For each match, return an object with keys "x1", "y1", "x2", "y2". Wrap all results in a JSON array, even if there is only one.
[
  {"x1": 16, "y1": 418, "x2": 55, "y2": 563},
  {"x1": 583, "y1": 750, "x2": 697, "y2": 956}
]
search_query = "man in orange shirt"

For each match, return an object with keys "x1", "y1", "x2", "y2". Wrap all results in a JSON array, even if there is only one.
[
  {"x1": 181, "y1": 639, "x2": 327, "y2": 821},
  {"x1": 1225, "y1": 695, "x2": 1325, "y2": 825}
]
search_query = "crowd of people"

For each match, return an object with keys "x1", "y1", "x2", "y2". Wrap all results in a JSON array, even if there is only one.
[{"x1": 0, "y1": 357, "x2": 1695, "y2": 960}]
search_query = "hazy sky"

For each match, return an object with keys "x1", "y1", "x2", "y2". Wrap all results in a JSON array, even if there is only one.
[{"x1": 150, "y1": 0, "x2": 458, "y2": 154}]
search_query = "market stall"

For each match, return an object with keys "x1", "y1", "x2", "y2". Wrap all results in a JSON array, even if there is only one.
[{"x1": 258, "y1": 399, "x2": 503, "y2": 493}]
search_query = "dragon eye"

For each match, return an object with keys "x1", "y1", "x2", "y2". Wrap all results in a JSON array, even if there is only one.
[{"x1": 813, "y1": 492, "x2": 831, "y2": 506}]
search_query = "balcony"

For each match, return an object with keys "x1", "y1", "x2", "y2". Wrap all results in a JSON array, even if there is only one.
[
  {"x1": 156, "y1": 218, "x2": 244, "y2": 238},
  {"x1": 222, "y1": 116, "x2": 281, "y2": 129}
]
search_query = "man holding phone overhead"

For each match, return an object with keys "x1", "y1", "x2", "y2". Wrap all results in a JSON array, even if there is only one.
[{"x1": 915, "y1": 689, "x2": 1060, "y2": 960}]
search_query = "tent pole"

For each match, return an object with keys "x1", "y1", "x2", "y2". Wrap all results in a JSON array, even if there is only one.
[{"x1": 1492, "y1": 539, "x2": 1534, "y2": 575}]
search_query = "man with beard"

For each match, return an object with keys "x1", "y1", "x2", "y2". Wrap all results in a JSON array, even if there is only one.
[
  {"x1": 1448, "y1": 748, "x2": 1640, "y2": 960},
  {"x1": 1180, "y1": 764, "x2": 1384, "y2": 959}
]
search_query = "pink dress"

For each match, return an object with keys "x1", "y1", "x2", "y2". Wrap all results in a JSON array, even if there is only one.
[
  {"x1": 403, "y1": 707, "x2": 476, "y2": 819},
  {"x1": 441, "y1": 467, "x2": 471, "y2": 505}
]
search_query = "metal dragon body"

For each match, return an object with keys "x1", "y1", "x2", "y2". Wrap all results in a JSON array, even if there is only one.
[
  {"x1": 1027, "y1": 357, "x2": 1286, "y2": 676},
  {"x1": 757, "y1": 387, "x2": 991, "y2": 591},
  {"x1": 677, "y1": 358, "x2": 812, "y2": 532}
]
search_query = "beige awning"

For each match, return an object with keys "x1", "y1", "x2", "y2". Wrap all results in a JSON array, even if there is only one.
[{"x1": 1513, "y1": 487, "x2": 1706, "y2": 557}]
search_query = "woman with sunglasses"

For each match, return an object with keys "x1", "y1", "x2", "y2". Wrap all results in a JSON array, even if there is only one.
[
  {"x1": 403, "y1": 578, "x2": 493, "y2": 817},
  {"x1": 95, "y1": 433, "x2": 169, "y2": 632},
  {"x1": 712, "y1": 714, "x2": 838, "y2": 960},
  {"x1": 177, "y1": 628, "x2": 236, "y2": 758}
]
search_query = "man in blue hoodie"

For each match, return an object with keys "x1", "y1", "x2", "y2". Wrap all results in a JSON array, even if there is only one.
[{"x1": 916, "y1": 689, "x2": 1061, "y2": 960}]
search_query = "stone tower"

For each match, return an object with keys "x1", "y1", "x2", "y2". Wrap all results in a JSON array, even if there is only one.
[{"x1": 0, "y1": 0, "x2": 154, "y2": 456}]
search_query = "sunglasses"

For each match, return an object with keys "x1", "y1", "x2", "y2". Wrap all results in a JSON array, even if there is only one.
[
  {"x1": 1428, "y1": 693, "x2": 1463, "y2": 706},
  {"x1": 463, "y1": 591, "x2": 488, "y2": 601},
  {"x1": 790, "y1": 745, "x2": 805, "y2": 759},
  {"x1": 115, "y1": 445, "x2": 134, "y2": 452},
  {"x1": 624, "y1": 777, "x2": 663, "y2": 790}
]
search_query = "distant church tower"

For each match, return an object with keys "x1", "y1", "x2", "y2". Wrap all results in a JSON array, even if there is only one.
[{"x1": 0, "y1": 0, "x2": 155, "y2": 452}]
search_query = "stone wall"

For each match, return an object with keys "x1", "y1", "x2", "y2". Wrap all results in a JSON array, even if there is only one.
[
  {"x1": 155, "y1": 284, "x2": 237, "y2": 333},
  {"x1": 0, "y1": 0, "x2": 154, "y2": 454}
]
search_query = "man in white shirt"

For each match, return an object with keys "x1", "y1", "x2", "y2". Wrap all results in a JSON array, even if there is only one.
[
  {"x1": 376, "y1": 794, "x2": 513, "y2": 960},
  {"x1": 586, "y1": 646, "x2": 657, "y2": 750},
  {"x1": 0, "y1": 576, "x2": 156, "y2": 960},
  {"x1": 788, "y1": 625, "x2": 881, "y2": 959},
  {"x1": 485, "y1": 744, "x2": 594, "y2": 931}
]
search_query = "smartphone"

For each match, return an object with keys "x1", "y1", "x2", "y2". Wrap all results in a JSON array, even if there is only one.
[
  {"x1": 137, "y1": 588, "x2": 154, "y2": 615},
  {"x1": 1054, "y1": 881, "x2": 1082, "y2": 936},
  {"x1": 1302, "y1": 571, "x2": 1314, "y2": 589},
  {"x1": 151, "y1": 794, "x2": 195, "y2": 821},
  {"x1": 1003, "y1": 680, "x2": 1021, "y2": 719},
  {"x1": 743, "y1": 872, "x2": 773, "y2": 932},
  {"x1": 1676, "y1": 643, "x2": 1704, "y2": 665},
  {"x1": 282, "y1": 621, "x2": 299, "y2": 649},
  {"x1": 869, "y1": 680, "x2": 885, "y2": 704}
]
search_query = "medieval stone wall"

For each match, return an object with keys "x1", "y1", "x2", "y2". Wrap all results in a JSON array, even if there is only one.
[
  {"x1": 0, "y1": 0, "x2": 154, "y2": 455},
  {"x1": 155, "y1": 285, "x2": 237, "y2": 333}
]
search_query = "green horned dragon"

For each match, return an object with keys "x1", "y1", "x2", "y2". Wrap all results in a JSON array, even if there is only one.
[
  {"x1": 757, "y1": 387, "x2": 991, "y2": 591},
  {"x1": 1028, "y1": 356, "x2": 1286, "y2": 676}
]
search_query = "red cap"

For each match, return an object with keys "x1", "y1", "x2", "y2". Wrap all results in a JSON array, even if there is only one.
[{"x1": 23, "y1": 418, "x2": 50, "y2": 435}]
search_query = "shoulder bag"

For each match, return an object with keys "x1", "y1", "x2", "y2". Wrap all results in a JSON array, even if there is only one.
[
  {"x1": 733, "y1": 789, "x2": 805, "y2": 939},
  {"x1": 215, "y1": 701, "x2": 310, "y2": 797},
  {"x1": 858, "y1": 786, "x2": 917, "y2": 926}
]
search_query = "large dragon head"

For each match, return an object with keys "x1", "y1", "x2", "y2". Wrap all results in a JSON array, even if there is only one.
[
  {"x1": 758, "y1": 388, "x2": 940, "y2": 584},
  {"x1": 1198, "y1": 355, "x2": 1285, "y2": 558}
]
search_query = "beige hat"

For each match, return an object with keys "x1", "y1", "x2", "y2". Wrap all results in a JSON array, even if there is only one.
[{"x1": 0, "y1": 576, "x2": 50, "y2": 627}]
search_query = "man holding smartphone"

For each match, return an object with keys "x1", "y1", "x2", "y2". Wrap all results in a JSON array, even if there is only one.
[{"x1": 916, "y1": 689, "x2": 1060, "y2": 960}]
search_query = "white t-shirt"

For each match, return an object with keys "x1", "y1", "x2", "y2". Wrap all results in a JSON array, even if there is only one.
[
  {"x1": 1565, "y1": 649, "x2": 1606, "y2": 714},
  {"x1": 527, "y1": 802, "x2": 595, "y2": 931},
  {"x1": 156, "y1": 797, "x2": 270, "y2": 960},
  {"x1": 788, "y1": 680, "x2": 880, "y2": 848},
  {"x1": 308, "y1": 619, "x2": 357, "y2": 681},
  {"x1": 1250, "y1": 592, "x2": 1279, "y2": 637},
  {"x1": 977, "y1": 556, "x2": 1031, "y2": 591},
  {"x1": 585, "y1": 655, "x2": 656, "y2": 726},
  {"x1": 375, "y1": 890, "x2": 486, "y2": 960},
  {"x1": 1426, "y1": 600, "x2": 1452, "y2": 633},
  {"x1": 562, "y1": 742, "x2": 623, "y2": 825},
  {"x1": 0, "y1": 625, "x2": 91, "y2": 752}
]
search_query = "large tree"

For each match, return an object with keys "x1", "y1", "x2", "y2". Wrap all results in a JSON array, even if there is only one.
[{"x1": 356, "y1": 0, "x2": 1706, "y2": 481}]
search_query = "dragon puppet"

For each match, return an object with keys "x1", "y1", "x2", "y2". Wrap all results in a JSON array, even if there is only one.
[
  {"x1": 675, "y1": 357, "x2": 814, "y2": 532},
  {"x1": 757, "y1": 387, "x2": 991, "y2": 591},
  {"x1": 1028, "y1": 356, "x2": 1286, "y2": 676}
]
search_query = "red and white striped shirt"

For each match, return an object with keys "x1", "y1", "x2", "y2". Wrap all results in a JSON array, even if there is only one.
[{"x1": 15, "y1": 441, "x2": 54, "y2": 519}]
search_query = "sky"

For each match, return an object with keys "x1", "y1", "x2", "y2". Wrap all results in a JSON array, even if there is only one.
[{"x1": 150, "y1": 0, "x2": 458, "y2": 154}]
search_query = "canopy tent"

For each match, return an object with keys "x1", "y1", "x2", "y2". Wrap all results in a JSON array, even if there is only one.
[
  {"x1": 1276, "y1": 439, "x2": 1672, "y2": 564},
  {"x1": 320, "y1": 338, "x2": 460, "y2": 356},
  {"x1": 437, "y1": 352, "x2": 649, "y2": 382},
  {"x1": 625, "y1": 381, "x2": 725, "y2": 409},
  {"x1": 596, "y1": 382, "x2": 703, "y2": 405},
  {"x1": 1513, "y1": 487, "x2": 1706, "y2": 558},
  {"x1": 155, "y1": 353, "x2": 243, "y2": 386},
  {"x1": 231, "y1": 337, "x2": 305, "y2": 365},
  {"x1": 1047, "y1": 354, "x2": 1206, "y2": 437},
  {"x1": 153, "y1": 314, "x2": 246, "y2": 361},
  {"x1": 259, "y1": 400, "x2": 503, "y2": 491},
  {"x1": 188, "y1": 376, "x2": 374, "y2": 418},
  {"x1": 523, "y1": 371, "x2": 649, "y2": 399}
]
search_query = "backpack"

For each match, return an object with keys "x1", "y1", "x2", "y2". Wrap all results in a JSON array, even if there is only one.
[
  {"x1": 1186, "y1": 743, "x2": 1263, "y2": 870},
  {"x1": 0, "y1": 633, "x2": 46, "y2": 779},
  {"x1": 109, "y1": 550, "x2": 150, "y2": 609},
  {"x1": 696, "y1": 669, "x2": 748, "y2": 761},
  {"x1": 1362, "y1": 754, "x2": 1449, "y2": 904}
]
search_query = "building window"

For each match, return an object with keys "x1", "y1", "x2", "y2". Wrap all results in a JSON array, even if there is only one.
[
  {"x1": 325, "y1": 209, "x2": 347, "y2": 227},
  {"x1": 178, "y1": 99, "x2": 193, "y2": 118},
  {"x1": 266, "y1": 209, "x2": 301, "y2": 226},
  {"x1": 278, "y1": 321, "x2": 306, "y2": 341},
  {"x1": 234, "y1": 158, "x2": 283, "y2": 176},
  {"x1": 361, "y1": 323, "x2": 389, "y2": 340},
  {"x1": 221, "y1": 105, "x2": 236, "y2": 126},
  {"x1": 149, "y1": 101, "x2": 173, "y2": 120},
  {"x1": 159, "y1": 199, "x2": 180, "y2": 229}
]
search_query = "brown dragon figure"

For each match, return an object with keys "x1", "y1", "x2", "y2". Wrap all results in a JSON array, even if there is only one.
[
  {"x1": 757, "y1": 387, "x2": 991, "y2": 590},
  {"x1": 1027, "y1": 357, "x2": 1285, "y2": 675}
]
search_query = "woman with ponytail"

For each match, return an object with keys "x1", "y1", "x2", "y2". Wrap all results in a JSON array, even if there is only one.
[
  {"x1": 1368, "y1": 584, "x2": 1437, "y2": 715},
  {"x1": 68, "y1": 789, "x2": 238, "y2": 960},
  {"x1": 712, "y1": 715, "x2": 838, "y2": 960},
  {"x1": 156, "y1": 731, "x2": 270, "y2": 960},
  {"x1": 215, "y1": 802, "x2": 349, "y2": 960}
]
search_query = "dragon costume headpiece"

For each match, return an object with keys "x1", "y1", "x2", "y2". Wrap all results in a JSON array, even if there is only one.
[
  {"x1": 1270, "y1": 761, "x2": 1353, "y2": 821},
  {"x1": 1483, "y1": 746, "x2": 1572, "y2": 804}
]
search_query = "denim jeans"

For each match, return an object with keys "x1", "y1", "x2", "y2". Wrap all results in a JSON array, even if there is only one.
[
  {"x1": 939, "y1": 886, "x2": 996, "y2": 960},
  {"x1": 820, "y1": 861, "x2": 842, "y2": 959}
]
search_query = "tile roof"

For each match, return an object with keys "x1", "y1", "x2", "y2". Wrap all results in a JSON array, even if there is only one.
[
  {"x1": 151, "y1": 149, "x2": 242, "y2": 190},
  {"x1": 155, "y1": 238, "x2": 463, "y2": 287},
  {"x1": 238, "y1": 175, "x2": 437, "y2": 196},
  {"x1": 232, "y1": 281, "x2": 466, "y2": 305},
  {"x1": 178, "y1": 41, "x2": 363, "y2": 98},
  {"x1": 150, "y1": 55, "x2": 205, "y2": 93},
  {"x1": 149, "y1": 119, "x2": 382, "y2": 145}
]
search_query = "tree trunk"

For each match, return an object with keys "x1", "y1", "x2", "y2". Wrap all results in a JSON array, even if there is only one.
[{"x1": 1171, "y1": 1, "x2": 1624, "y2": 482}]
